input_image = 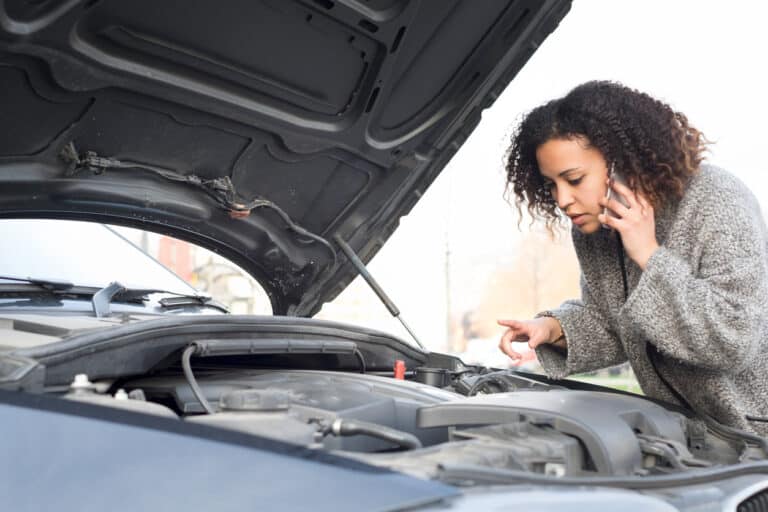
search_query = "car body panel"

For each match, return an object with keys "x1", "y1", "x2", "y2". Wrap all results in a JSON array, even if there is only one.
[{"x1": 0, "y1": 389, "x2": 459, "y2": 512}]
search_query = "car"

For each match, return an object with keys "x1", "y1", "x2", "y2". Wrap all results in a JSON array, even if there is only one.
[{"x1": 2, "y1": 0, "x2": 768, "y2": 510}]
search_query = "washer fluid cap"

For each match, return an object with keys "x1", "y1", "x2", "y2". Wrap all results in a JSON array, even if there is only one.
[
  {"x1": 70, "y1": 373, "x2": 95, "y2": 391},
  {"x1": 220, "y1": 389, "x2": 291, "y2": 411}
]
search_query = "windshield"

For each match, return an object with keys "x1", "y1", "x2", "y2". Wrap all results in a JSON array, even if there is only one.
[{"x1": 0, "y1": 219, "x2": 197, "y2": 295}]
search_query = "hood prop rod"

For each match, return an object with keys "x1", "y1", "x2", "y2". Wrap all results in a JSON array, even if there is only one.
[{"x1": 334, "y1": 235, "x2": 425, "y2": 350}]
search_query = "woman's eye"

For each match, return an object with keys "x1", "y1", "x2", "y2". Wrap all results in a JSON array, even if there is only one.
[{"x1": 568, "y1": 177, "x2": 583, "y2": 186}]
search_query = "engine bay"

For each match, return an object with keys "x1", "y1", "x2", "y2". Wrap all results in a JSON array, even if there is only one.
[
  {"x1": 5, "y1": 315, "x2": 766, "y2": 482},
  {"x1": 63, "y1": 358, "x2": 762, "y2": 480}
]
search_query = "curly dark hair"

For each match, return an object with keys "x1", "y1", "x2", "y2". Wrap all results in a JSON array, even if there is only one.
[{"x1": 505, "y1": 81, "x2": 709, "y2": 230}]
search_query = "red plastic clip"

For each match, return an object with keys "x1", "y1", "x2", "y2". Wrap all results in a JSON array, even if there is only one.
[{"x1": 393, "y1": 359, "x2": 406, "y2": 380}]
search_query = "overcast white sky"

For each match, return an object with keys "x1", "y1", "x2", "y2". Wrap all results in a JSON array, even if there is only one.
[{"x1": 319, "y1": 0, "x2": 768, "y2": 350}]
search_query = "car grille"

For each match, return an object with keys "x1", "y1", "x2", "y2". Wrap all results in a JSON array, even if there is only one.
[{"x1": 739, "y1": 490, "x2": 768, "y2": 512}]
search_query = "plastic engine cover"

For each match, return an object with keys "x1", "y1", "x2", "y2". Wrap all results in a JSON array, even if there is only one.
[{"x1": 417, "y1": 390, "x2": 687, "y2": 476}]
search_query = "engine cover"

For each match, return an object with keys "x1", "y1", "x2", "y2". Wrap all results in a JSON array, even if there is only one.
[{"x1": 417, "y1": 390, "x2": 688, "y2": 476}]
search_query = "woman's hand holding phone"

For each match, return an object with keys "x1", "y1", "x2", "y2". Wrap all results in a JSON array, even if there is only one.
[
  {"x1": 497, "y1": 317, "x2": 566, "y2": 361},
  {"x1": 598, "y1": 178, "x2": 660, "y2": 270}
]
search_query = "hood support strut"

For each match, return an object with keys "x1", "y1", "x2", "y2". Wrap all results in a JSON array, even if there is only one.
[{"x1": 334, "y1": 235, "x2": 424, "y2": 350}]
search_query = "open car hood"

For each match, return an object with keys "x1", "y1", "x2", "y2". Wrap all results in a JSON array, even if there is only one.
[{"x1": 0, "y1": 0, "x2": 570, "y2": 315}]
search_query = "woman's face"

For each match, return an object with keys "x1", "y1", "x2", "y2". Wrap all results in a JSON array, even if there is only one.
[{"x1": 536, "y1": 136, "x2": 610, "y2": 234}]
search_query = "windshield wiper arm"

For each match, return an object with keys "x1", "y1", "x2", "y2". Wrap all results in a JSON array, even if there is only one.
[
  {"x1": 92, "y1": 281, "x2": 126, "y2": 318},
  {"x1": 157, "y1": 295, "x2": 228, "y2": 313},
  {"x1": 0, "y1": 275, "x2": 74, "y2": 292}
]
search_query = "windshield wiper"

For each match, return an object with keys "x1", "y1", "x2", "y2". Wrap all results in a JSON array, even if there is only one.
[
  {"x1": 0, "y1": 275, "x2": 75, "y2": 291},
  {"x1": 91, "y1": 281, "x2": 228, "y2": 317},
  {"x1": 0, "y1": 276, "x2": 227, "y2": 316},
  {"x1": 156, "y1": 295, "x2": 228, "y2": 312}
]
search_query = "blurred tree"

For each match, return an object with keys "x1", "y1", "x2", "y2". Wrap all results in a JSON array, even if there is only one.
[{"x1": 471, "y1": 228, "x2": 580, "y2": 340}]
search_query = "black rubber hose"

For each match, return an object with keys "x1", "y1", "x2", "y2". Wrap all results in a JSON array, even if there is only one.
[
  {"x1": 181, "y1": 345, "x2": 215, "y2": 414},
  {"x1": 331, "y1": 419, "x2": 422, "y2": 450},
  {"x1": 467, "y1": 374, "x2": 509, "y2": 396}
]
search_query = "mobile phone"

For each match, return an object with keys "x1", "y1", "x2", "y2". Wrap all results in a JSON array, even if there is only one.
[{"x1": 602, "y1": 163, "x2": 630, "y2": 228}]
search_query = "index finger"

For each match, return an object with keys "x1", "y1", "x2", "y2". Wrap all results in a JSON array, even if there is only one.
[{"x1": 611, "y1": 179, "x2": 639, "y2": 209}]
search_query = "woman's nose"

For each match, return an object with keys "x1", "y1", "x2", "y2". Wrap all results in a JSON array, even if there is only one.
[{"x1": 555, "y1": 186, "x2": 574, "y2": 210}]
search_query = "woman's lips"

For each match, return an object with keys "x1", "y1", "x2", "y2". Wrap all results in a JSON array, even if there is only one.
[{"x1": 570, "y1": 214, "x2": 588, "y2": 226}]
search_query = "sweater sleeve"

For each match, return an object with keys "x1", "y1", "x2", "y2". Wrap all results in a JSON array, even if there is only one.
[
  {"x1": 622, "y1": 201, "x2": 768, "y2": 372},
  {"x1": 535, "y1": 275, "x2": 628, "y2": 379}
]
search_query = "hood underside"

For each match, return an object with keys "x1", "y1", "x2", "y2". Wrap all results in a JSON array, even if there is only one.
[{"x1": 0, "y1": 0, "x2": 570, "y2": 314}]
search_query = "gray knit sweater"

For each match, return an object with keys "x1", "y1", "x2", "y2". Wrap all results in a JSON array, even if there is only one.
[{"x1": 535, "y1": 164, "x2": 768, "y2": 436}]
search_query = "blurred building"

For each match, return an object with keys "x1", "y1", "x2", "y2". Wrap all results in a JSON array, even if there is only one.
[{"x1": 112, "y1": 226, "x2": 271, "y2": 315}]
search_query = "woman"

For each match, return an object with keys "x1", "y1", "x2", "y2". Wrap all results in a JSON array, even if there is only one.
[{"x1": 499, "y1": 80, "x2": 768, "y2": 435}]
